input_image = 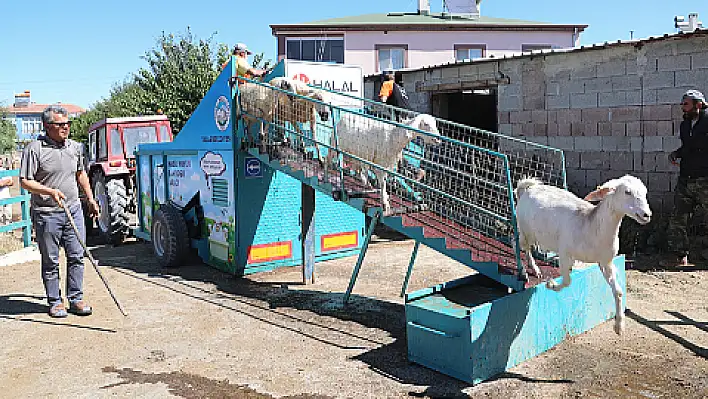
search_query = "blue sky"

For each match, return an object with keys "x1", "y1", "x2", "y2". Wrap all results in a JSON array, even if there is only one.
[{"x1": 1, "y1": 1, "x2": 705, "y2": 109}]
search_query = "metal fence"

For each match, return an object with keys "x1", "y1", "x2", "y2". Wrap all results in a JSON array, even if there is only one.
[
  {"x1": 235, "y1": 77, "x2": 566, "y2": 276},
  {"x1": 0, "y1": 169, "x2": 32, "y2": 248}
]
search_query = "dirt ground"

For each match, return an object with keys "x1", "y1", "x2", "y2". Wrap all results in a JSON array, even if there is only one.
[{"x1": 0, "y1": 232, "x2": 706, "y2": 398}]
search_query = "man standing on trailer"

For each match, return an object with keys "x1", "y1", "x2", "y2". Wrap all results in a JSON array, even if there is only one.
[
  {"x1": 223, "y1": 42, "x2": 267, "y2": 81},
  {"x1": 20, "y1": 105, "x2": 100, "y2": 318}
]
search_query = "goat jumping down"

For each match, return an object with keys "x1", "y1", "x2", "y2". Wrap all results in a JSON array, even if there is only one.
[
  {"x1": 514, "y1": 175, "x2": 652, "y2": 335},
  {"x1": 328, "y1": 113, "x2": 442, "y2": 213}
]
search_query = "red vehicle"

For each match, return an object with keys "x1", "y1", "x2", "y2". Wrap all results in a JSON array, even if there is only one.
[{"x1": 83, "y1": 115, "x2": 173, "y2": 244}]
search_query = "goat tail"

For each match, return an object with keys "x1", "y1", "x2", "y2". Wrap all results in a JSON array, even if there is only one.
[{"x1": 515, "y1": 177, "x2": 542, "y2": 199}]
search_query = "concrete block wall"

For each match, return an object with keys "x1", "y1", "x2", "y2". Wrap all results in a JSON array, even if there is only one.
[
  {"x1": 363, "y1": 32, "x2": 708, "y2": 213},
  {"x1": 495, "y1": 34, "x2": 708, "y2": 213}
]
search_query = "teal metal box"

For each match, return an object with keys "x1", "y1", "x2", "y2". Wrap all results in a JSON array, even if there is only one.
[{"x1": 405, "y1": 256, "x2": 626, "y2": 385}]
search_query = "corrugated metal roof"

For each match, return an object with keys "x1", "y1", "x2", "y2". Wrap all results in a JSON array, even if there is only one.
[
  {"x1": 271, "y1": 12, "x2": 586, "y2": 29},
  {"x1": 363, "y1": 28, "x2": 708, "y2": 78}
]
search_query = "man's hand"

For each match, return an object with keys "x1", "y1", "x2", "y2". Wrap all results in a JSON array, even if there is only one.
[
  {"x1": 49, "y1": 188, "x2": 66, "y2": 205},
  {"x1": 87, "y1": 198, "x2": 100, "y2": 217},
  {"x1": 668, "y1": 151, "x2": 679, "y2": 165}
]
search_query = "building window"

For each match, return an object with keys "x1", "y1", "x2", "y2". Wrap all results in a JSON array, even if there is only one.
[
  {"x1": 286, "y1": 38, "x2": 344, "y2": 63},
  {"x1": 454, "y1": 45, "x2": 486, "y2": 62},
  {"x1": 521, "y1": 44, "x2": 553, "y2": 52},
  {"x1": 376, "y1": 45, "x2": 407, "y2": 72}
]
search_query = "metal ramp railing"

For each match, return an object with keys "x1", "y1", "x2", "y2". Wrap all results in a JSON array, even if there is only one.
[{"x1": 234, "y1": 77, "x2": 566, "y2": 293}]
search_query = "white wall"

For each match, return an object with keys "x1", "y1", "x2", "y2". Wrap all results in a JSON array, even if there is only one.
[{"x1": 344, "y1": 30, "x2": 578, "y2": 75}]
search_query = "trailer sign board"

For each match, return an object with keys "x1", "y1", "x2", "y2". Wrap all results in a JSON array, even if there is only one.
[
  {"x1": 245, "y1": 157, "x2": 262, "y2": 178},
  {"x1": 285, "y1": 60, "x2": 363, "y2": 109}
]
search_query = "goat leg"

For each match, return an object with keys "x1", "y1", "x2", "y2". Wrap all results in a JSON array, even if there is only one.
[
  {"x1": 600, "y1": 261, "x2": 625, "y2": 335},
  {"x1": 310, "y1": 112, "x2": 324, "y2": 166},
  {"x1": 375, "y1": 170, "x2": 391, "y2": 214},
  {"x1": 546, "y1": 255, "x2": 572, "y2": 291},
  {"x1": 526, "y1": 249, "x2": 542, "y2": 278}
]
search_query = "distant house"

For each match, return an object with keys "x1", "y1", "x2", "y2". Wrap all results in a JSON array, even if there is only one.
[
  {"x1": 4, "y1": 91, "x2": 85, "y2": 146},
  {"x1": 270, "y1": 0, "x2": 587, "y2": 76}
]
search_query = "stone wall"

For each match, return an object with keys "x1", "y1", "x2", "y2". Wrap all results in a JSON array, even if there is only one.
[{"x1": 365, "y1": 32, "x2": 708, "y2": 213}]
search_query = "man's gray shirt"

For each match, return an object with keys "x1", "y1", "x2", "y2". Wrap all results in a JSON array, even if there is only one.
[{"x1": 20, "y1": 135, "x2": 84, "y2": 212}]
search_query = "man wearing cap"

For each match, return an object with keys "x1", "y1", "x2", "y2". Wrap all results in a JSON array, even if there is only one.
[
  {"x1": 224, "y1": 42, "x2": 266, "y2": 80},
  {"x1": 662, "y1": 89, "x2": 708, "y2": 267}
]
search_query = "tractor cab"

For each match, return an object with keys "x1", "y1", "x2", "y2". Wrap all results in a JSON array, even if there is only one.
[{"x1": 84, "y1": 115, "x2": 173, "y2": 243}]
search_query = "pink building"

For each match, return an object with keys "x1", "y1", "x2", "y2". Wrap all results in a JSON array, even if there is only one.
[{"x1": 270, "y1": 0, "x2": 587, "y2": 76}]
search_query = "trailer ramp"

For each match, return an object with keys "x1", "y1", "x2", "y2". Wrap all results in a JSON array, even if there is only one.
[{"x1": 236, "y1": 77, "x2": 566, "y2": 292}]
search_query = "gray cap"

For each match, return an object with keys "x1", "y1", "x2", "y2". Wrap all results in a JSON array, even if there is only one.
[{"x1": 682, "y1": 89, "x2": 705, "y2": 102}]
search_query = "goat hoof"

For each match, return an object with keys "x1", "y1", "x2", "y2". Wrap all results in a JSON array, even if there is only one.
[{"x1": 613, "y1": 320, "x2": 624, "y2": 335}]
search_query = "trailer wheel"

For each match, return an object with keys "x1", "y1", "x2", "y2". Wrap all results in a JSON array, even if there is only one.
[
  {"x1": 94, "y1": 172, "x2": 130, "y2": 245},
  {"x1": 151, "y1": 204, "x2": 189, "y2": 268}
]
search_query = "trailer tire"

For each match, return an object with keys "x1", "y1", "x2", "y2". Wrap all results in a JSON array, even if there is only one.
[
  {"x1": 151, "y1": 204, "x2": 189, "y2": 268},
  {"x1": 94, "y1": 172, "x2": 130, "y2": 245}
]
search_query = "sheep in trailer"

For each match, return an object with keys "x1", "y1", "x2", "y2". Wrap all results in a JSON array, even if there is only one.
[
  {"x1": 514, "y1": 175, "x2": 652, "y2": 334},
  {"x1": 269, "y1": 77, "x2": 330, "y2": 162},
  {"x1": 237, "y1": 78, "x2": 330, "y2": 157},
  {"x1": 328, "y1": 113, "x2": 442, "y2": 213},
  {"x1": 237, "y1": 79, "x2": 292, "y2": 146}
]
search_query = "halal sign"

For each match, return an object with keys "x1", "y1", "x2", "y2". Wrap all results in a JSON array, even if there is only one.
[{"x1": 292, "y1": 73, "x2": 310, "y2": 84}]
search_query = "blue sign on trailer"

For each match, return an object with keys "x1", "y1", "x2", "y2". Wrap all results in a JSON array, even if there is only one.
[{"x1": 244, "y1": 157, "x2": 262, "y2": 179}]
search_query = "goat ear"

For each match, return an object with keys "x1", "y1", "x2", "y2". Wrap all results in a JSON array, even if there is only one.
[{"x1": 584, "y1": 186, "x2": 615, "y2": 202}]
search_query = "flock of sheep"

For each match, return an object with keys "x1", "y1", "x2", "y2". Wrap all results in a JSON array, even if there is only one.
[{"x1": 237, "y1": 76, "x2": 654, "y2": 335}]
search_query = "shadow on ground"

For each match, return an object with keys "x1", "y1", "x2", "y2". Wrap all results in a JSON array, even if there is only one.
[{"x1": 89, "y1": 240, "x2": 484, "y2": 395}]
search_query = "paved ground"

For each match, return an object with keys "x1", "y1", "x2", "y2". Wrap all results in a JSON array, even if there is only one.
[{"x1": 0, "y1": 234, "x2": 706, "y2": 398}]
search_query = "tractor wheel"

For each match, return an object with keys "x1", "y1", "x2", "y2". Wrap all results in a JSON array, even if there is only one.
[
  {"x1": 151, "y1": 204, "x2": 189, "y2": 268},
  {"x1": 83, "y1": 202, "x2": 95, "y2": 236},
  {"x1": 94, "y1": 172, "x2": 130, "y2": 245}
]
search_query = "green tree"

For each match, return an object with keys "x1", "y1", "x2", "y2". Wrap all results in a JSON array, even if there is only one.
[
  {"x1": 252, "y1": 53, "x2": 272, "y2": 71},
  {"x1": 134, "y1": 28, "x2": 228, "y2": 133},
  {"x1": 70, "y1": 81, "x2": 150, "y2": 144},
  {"x1": 69, "y1": 28, "x2": 272, "y2": 143},
  {"x1": 0, "y1": 107, "x2": 16, "y2": 154}
]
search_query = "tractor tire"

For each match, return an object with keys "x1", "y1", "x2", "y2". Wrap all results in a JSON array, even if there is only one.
[
  {"x1": 94, "y1": 173, "x2": 130, "y2": 245},
  {"x1": 83, "y1": 202, "x2": 95, "y2": 237},
  {"x1": 151, "y1": 204, "x2": 189, "y2": 268}
]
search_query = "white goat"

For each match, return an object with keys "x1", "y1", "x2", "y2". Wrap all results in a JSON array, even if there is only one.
[
  {"x1": 328, "y1": 113, "x2": 442, "y2": 213},
  {"x1": 514, "y1": 175, "x2": 652, "y2": 335},
  {"x1": 237, "y1": 77, "x2": 329, "y2": 158}
]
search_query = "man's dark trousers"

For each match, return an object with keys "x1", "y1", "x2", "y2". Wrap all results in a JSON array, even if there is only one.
[
  {"x1": 666, "y1": 176, "x2": 708, "y2": 256},
  {"x1": 33, "y1": 201, "x2": 85, "y2": 307}
]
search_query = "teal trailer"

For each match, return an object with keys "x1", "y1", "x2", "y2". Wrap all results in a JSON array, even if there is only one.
[
  {"x1": 134, "y1": 59, "x2": 365, "y2": 276},
  {"x1": 136, "y1": 55, "x2": 631, "y2": 385}
]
